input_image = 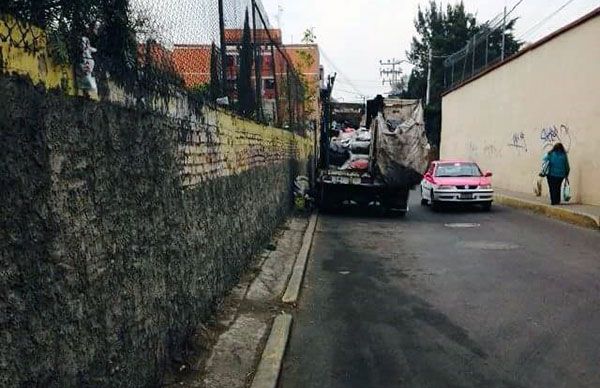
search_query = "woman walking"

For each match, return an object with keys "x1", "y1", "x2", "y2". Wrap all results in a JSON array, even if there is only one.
[{"x1": 542, "y1": 143, "x2": 570, "y2": 205}]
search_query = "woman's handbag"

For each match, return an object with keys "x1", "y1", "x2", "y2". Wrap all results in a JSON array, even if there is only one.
[
  {"x1": 533, "y1": 177, "x2": 542, "y2": 197},
  {"x1": 562, "y1": 178, "x2": 571, "y2": 202},
  {"x1": 539, "y1": 160, "x2": 550, "y2": 177}
]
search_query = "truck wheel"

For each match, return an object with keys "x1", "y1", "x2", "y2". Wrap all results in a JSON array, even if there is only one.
[
  {"x1": 394, "y1": 210, "x2": 408, "y2": 218},
  {"x1": 318, "y1": 186, "x2": 334, "y2": 213}
]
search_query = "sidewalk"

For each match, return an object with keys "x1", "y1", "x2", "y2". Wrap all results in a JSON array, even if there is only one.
[
  {"x1": 494, "y1": 188, "x2": 600, "y2": 230},
  {"x1": 162, "y1": 214, "x2": 313, "y2": 388}
]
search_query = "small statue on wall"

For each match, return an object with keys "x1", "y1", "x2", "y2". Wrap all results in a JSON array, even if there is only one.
[
  {"x1": 80, "y1": 36, "x2": 97, "y2": 92},
  {"x1": 79, "y1": 22, "x2": 100, "y2": 95}
]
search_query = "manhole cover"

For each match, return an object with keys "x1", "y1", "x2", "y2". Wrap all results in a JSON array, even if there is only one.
[
  {"x1": 460, "y1": 241, "x2": 520, "y2": 250},
  {"x1": 444, "y1": 223, "x2": 481, "y2": 228}
]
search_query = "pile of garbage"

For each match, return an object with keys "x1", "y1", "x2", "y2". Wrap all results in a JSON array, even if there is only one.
[
  {"x1": 328, "y1": 126, "x2": 372, "y2": 172},
  {"x1": 293, "y1": 175, "x2": 314, "y2": 211},
  {"x1": 326, "y1": 98, "x2": 430, "y2": 186}
]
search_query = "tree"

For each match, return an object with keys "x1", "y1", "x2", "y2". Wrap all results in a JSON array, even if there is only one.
[
  {"x1": 403, "y1": 1, "x2": 521, "y2": 146},
  {"x1": 302, "y1": 28, "x2": 317, "y2": 44},
  {"x1": 237, "y1": 9, "x2": 255, "y2": 118},
  {"x1": 209, "y1": 42, "x2": 221, "y2": 101}
]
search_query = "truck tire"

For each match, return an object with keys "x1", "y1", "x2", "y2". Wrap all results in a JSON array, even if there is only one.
[{"x1": 318, "y1": 185, "x2": 335, "y2": 213}]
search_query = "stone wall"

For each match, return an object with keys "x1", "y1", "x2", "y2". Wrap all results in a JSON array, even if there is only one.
[{"x1": 0, "y1": 74, "x2": 313, "y2": 387}]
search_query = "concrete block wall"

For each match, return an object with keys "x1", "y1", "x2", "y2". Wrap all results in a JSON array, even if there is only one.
[
  {"x1": 440, "y1": 13, "x2": 600, "y2": 205},
  {"x1": 0, "y1": 74, "x2": 313, "y2": 387}
]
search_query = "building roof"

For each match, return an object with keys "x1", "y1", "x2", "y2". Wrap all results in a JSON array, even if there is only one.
[
  {"x1": 224, "y1": 28, "x2": 282, "y2": 45},
  {"x1": 172, "y1": 45, "x2": 212, "y2": 87},
  {"x1": 443, "y1": 6, "x2": 600, "y2": 96}
]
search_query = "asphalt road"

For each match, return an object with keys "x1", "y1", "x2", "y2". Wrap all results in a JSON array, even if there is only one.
[{"x1": 279, "y1": 194, "x2": 600, "y2": 388}]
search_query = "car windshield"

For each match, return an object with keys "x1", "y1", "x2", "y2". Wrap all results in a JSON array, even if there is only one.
[{"x1": 435, "y1": 163, "x2": 481, "y2": 177}]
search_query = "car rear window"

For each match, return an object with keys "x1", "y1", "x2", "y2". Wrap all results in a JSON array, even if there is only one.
[{"x1": 435, "y1": 163, "x2": 482, "y2": 177}]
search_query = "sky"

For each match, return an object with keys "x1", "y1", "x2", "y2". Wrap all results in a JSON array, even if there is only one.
[{"x1": 260, "y1": 0, "x2": 599, "y2": 102}]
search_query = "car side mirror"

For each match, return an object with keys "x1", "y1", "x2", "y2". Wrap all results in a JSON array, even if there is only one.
[{"x1": 484, "y1": 171, "x2": 493, "y2": 177}]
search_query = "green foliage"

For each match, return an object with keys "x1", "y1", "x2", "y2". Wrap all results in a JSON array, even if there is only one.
[
  {"x1": 294, "y1": 51, "x2": 315, "y2": 119},
  {"x1": 302, "y1": 28, "x2": 317, "y2": 44},
  {"x1": 47, "y1": 29, "x2": 70, "y2": 65},
  {"x1": 2, "y1": 0, "x2": 184, "y2": 95},
  {"x1": 403, "y1": 0, "x2": 521, "y2": 145},
  {"x1": 237, "y1": 9, "x2": 255, "y2": 118},
  {"x1": 189, "y1": 83, "x2": 211, "y2": 102}
]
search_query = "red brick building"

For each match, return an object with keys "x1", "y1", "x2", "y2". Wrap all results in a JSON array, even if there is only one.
[{"x1": 171, "y1": 28, "x2": 321, "y2": 127}]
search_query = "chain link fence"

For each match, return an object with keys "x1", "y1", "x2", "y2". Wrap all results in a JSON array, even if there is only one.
[
  {"x1": 0, "y1": 0, "x2": 311, "y2": 130},
  {"x1": 443, "y1": 16, "x2": 520, "y2": 90}
]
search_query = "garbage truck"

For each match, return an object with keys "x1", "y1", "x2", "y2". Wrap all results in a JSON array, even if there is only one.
[{"x1": 316, "y1": 94, "x2": 430, "y2": 214}]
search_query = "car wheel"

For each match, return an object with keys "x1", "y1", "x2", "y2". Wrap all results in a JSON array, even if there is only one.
[
  {"x1": 421, "y1": 197, "x2": 428, "y2": 206},
  {"x1": 482, "y1": 202, "x2": 492, "y2": 212}
]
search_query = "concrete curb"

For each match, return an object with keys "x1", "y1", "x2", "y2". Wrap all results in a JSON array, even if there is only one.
[
  {"x1": 495, "y1": 194, "x2": 600, "y2": 230},
  {"x1": 282, "y1": 213, "x2": 318, "y2": 304},
  {"x1": 250, "y1": 313, "x2": 292, "y2": 388}
]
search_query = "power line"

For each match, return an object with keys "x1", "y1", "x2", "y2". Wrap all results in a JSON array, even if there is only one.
[
  {"x1": 334, "y1": 87, "x2": 366, "y2": 96},
  {"x1": 517, "y1": 0, "x2": 578, "y2": 40},
  {"x1": 507, "y1": 0, "x2": 526, "y2": 18},
  {"x1": 319, "y1": 46, "x2": 366, "y2": 97}
]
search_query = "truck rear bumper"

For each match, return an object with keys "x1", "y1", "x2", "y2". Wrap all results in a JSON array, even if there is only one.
[{"x1": 318, "y1": 181, "x2": 410, "y2": 211}]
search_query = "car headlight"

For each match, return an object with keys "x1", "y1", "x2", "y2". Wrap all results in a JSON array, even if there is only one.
[
  {"x1": 436, "y1": 185, "x2": 454, "y2": 190},
  {"x1": 479, "y1": 184, "x2": 492, "y2": 189}
]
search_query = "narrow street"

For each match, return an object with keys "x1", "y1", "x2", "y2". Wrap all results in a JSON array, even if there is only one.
[{"x1": 280, "y1": 194, "x2": 600, "y2": 388}]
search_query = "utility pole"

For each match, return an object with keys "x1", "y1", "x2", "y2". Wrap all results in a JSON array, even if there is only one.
[
  {"x1": 501, "y1": 5, "x2": 506, "y2": 61},
  {"x1": 379, "y1": 58, "x2": 405, "y2": 87},
  {"x1": 218, "y1": 0, "x2": 227, "y2": 96},
  {"x1": 426, "y1": 47, "x2": 432, "y2": 105}
]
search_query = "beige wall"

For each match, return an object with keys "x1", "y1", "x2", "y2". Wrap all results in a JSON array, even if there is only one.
[{"x1": 441, "y1": 14, "x2": 600, "y2": 205}]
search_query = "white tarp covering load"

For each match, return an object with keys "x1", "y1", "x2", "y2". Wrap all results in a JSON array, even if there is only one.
[{"x1": 373, "y1": 99, "x2": 430, "y2": 187}]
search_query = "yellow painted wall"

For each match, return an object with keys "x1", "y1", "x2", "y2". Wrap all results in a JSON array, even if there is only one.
[
  {"x1": 0, "y1": 15, "x2": 314, "y2": 190},
  {"x1": 181, "y1": 108, "x2": 314, "y2": 187},
  {"x1": 0, "y1": 15, "x2": 75, "y2": 93},
  {"x1": 441, "y1": 15, "x2": 600, "y2": 205}
]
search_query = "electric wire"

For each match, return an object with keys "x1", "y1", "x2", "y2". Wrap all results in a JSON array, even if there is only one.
[
  {"x1": 517, "y1": 0, "x2": 579, "y2": 40},
  {"x1": 319, "y1": 46, "x2": 367, "y2": 97}
]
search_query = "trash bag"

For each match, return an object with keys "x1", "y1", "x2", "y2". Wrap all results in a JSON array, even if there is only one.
[
  {"x1": 374, "y1": 103, "x2": 429, "y2": 188},
  {"x1": 294, "y1": 176, "x2": 312, "y2": 211},
  {"x1": 350, "y1": 158, "x2": 369, "y2": 171},
  {"x1": 340, "y1": 154, "x2": 369, "y2": 172},
  {"x1": 533, "y1": 177, "x2": 543, "y2": 197},
  {"x1": 328, "y1": 142, "x2": 351, "y2": 167},
  {"x1": 294, "y1": 176, "x2": 310, "y2": 197},
  {"x1": 562, "y1": 179, "x2": 571, "y2": 202},
  {"x1": 349, "y1": 139, "x2": 370, "y2": 154}
]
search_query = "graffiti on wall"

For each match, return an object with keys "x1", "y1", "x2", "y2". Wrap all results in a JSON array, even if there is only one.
[
  {"x1": 507, "y1": 132, "x2": 528, "y2": 152},
  {"x1": 540, "y1": 124, "x2": 572, "y2": 151},
  {"x1": 483, "y1": 144, "x2": 502, "y2": 158},
  {"x1": 467, "y1": 141, "x2": 479, "y2": 158}
]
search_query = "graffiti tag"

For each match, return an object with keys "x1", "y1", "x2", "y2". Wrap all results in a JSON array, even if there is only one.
[
  {"x1": 483, "y1": 144, "x2": 502, "y2": 157},
  {"x1": 540, "y1": 124, "x2": 571, "y2": 151},
  {"x1": 508, "y1": 132, "x2": 528, "y2": 152}
]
